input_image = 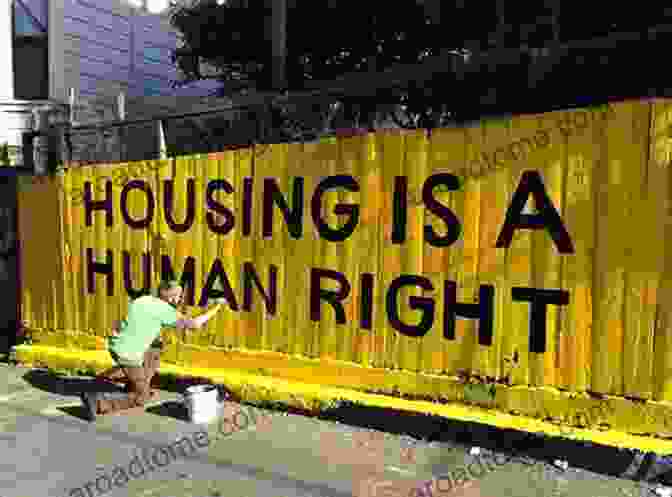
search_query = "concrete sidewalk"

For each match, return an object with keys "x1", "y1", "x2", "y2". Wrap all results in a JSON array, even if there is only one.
[
  {"x1": 0, "y1": 361, "x2": 668, "y2": 497},
  {"x1": 14, "y1": 343, "x2": 672, "y2": 455}
]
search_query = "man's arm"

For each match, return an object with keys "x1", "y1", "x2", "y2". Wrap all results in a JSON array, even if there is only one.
[
  {"x1": 111, "y1": 320, "x2": 121, "y2": 336},
  {"x1": 175, "y1": 304, "x2": 223, "y2": 330}
]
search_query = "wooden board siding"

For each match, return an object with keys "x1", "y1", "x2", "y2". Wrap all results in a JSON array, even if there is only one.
[{"x1": 20, "y1": 100, "x2": 672, "y2": 402}]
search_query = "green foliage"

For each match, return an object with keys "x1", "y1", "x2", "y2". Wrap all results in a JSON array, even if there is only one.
[
  {"x1": 0, "y1": 143, "x2": 10, "y2": 166},
  {"x1": 464, "y1": 383, "x2": 496, "y2": 405},
  {"x1": 170, "y1": 0, "x2": 438, "y2": 93},
  {"x1": 168, "y1": 1, "x2": 672, "y2": 132},
  {"x1": 43, "y1": 365, "x2": 98, "y2": 377},
  {"x1": 169, "y1": 0, "x2": 456, "y2": 130}
]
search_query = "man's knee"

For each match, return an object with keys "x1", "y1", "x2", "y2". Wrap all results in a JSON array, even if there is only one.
[
  {"x1": 130, "y1": 394, "x2": 148, "y2": 408},
  {"x1": 127, "y1": 380, "x2": 151, "y2": 405},
  {"x1": 125, "y1": 368, "x2": 148, "y2": 386}
]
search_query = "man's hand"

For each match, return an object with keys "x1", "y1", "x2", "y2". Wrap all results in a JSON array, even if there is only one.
[
  {"x1": 174, "y1": 304, "x2": 223, "y2": 330},
  {"x1": 110, "y1": 320, "x2": 121, "y2": 336}
]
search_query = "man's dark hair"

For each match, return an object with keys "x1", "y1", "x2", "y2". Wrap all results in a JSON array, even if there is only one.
[{"x1": 158, "y1": 279, "x2": 181, "y2": 294}]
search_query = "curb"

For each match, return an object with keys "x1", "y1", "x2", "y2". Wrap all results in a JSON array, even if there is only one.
[{"x1": 11, "y1": 344, "x2": 672, "y2": 457}]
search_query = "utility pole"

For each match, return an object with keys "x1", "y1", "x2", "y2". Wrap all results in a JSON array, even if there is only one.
[
  {"x1": 421, "y1": 0, "x2": 440, "y2": 25},
  {"x1": 116, "y1": 92, "x2": 126, "y2": 162},
  {"x1": 0, "y1": 0, "x2": 14, "y2": 99},
  {"x1": 269, "y1": 0, "x2": 287, "y2": 91}
]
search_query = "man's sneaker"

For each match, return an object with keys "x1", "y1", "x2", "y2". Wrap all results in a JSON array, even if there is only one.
[{"x1": 80, "y1": 392, "x2": 99, "y2": 421}]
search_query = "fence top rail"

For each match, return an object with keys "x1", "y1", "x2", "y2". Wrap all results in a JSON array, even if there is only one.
[{"x1": 52, "y1": 83, "x2": 388, "y2": 134}]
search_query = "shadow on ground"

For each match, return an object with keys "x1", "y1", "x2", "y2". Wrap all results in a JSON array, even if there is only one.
[
  {"x1": 57, "y1": 405, "x2": 93, "y2": 421},
  {"x1": 18, "y1": 368, "x2": 672, "y2": 484},
  {"x1": 145, "y1": 400, "x2": 188, "y2": 421},
  {"x1": 312, "y1": 402, "x2": 667, "y2": 484},
  {"x1": 23, "y1": 370, "x2": 196, "y2": 421},
  {"x1": 22, "y1": 369, "x2": 125, "y2": 396}
]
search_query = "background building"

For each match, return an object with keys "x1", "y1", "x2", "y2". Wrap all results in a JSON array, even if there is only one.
[{"x1": 0, "y1": 0, "x2": 222, "y2": 167}]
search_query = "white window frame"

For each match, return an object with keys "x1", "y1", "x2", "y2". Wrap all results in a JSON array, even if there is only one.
[
  {"x1": 141, "y1": 0, "x2": 171, "y2": 14},
  {"x1": 48, "y1": 0, "x2": 65, "y2": 102}
]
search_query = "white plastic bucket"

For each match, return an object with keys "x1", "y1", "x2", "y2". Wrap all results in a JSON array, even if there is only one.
[{"x1": 182, "y1": 385, "x2": 220, "y2": 424}]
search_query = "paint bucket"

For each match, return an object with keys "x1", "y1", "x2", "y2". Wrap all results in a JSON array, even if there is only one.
[{"x1": 182, "y1": 385, "x2": 220, "y2": 424}]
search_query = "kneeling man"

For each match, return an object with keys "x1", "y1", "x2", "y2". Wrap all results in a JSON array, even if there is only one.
[{"x1": 81, "y1": 280, "x2": 223, "y2": 421}]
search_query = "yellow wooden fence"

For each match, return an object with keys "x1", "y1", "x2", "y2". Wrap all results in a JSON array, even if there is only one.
[{"x1": 16, "y1": 99, "x2": 672, "y2": 403}]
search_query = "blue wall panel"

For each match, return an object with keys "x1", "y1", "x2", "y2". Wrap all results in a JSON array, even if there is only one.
[{"x1": 63, "y1": 0, "x2": 217, "y2": 99}]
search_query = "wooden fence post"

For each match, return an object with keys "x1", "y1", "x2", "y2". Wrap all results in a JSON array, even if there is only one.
[
  {"x1": 157, "y1": 120, "x2": 167, "y2": 160},
  {"x1": 64, "y1": 88, "x2": 76, "y2": 166},
  {"x1": 117, "y1": 92, "x2": 126, "y2": 162}
]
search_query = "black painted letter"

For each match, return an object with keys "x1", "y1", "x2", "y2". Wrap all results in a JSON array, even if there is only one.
[
  {"x1": 386, "y1": 275, "x2": 435, "y2": 337},
  {"x1": 391, "y1": 176, "x2": 408, "y2": 244},
  {"x1": 123, "y1": 250, "x2": 151, "y2": 299},
  {"x1": 84, "y1": 181, "x2": 113, "y2": 227},
  {"x1": 443, "y1": 282, "x2": 494, "y2": 346},
  {"x1": 163, "y1": 179, "x2": 195, "y2": 233},
  {"x1": 161, "y1": 255, "x2": 196, "y2": 306},
  {"x1": 263, "y1": 177, "x2": 304, "y2": 239},
  {"x1": 242, "y1": 178, "x2": 253, "y2": 237},
  {"x1": 422, "y1": 173, "x2": 461, "y2": 247},
  {"x1": 310, "y1": 268, "x2": 351, "y2": 323},
  {"x1": 199, "y1": 258, "x2": 238, "y2": 309},
  {"x1": 511, "y1": 287, "x2": 570, "y2": 353},
  {"x1": 311, "y1": 176, "x2": 360, "y2": 242},
  {"x1": 496, "y1": 171, "x2": 574, "y2": 253},
  {"x1": 206, "y1": 179, "x2": 235, "y2": 235},
  {"x1": 243, "y1": 262, "x2": 278, "y2": 315},
  {"x1": 120, "y1": 180, "x2": 154, "y2": 230},
  {"x1": 360, "y1": 273, "x2": 375, "y2": 330},
  {"x1": 87, "y1": 248, "x2": 113, "y2": 296}
]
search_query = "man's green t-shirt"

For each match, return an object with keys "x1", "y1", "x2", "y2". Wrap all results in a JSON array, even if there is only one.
[{"x1": 108, "y1": 295, "x2": 179, "y2": 364}]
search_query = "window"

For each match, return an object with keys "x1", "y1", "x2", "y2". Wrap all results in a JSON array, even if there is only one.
[
  {"x1": 12, "y1": 0, "x2": 48, "y2": 100},
  {"x1": 129, "y1": 0, "x2": 170, "y2": 14},
  {"x1": 146, "y1": 0, "x2": 170, "y2": 14}
]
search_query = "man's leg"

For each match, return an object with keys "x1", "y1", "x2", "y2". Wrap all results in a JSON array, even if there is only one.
[
  {"x1": 101, "y1": 345, "x2": 159, "y2": 377},
  {"x1": 96, "y1": 366, "x2": 125, "y2": 384},
  {"x1": 96, "y1": 349, "x2": 127, "y2": 385},
  {"x1": 145, "y1": 347, "x2": 161, "y2": 388},
  {"x1": 122, "y1": 348, "x2": 160, "y2": 398},
  {"x1": 146, "y1": 338, "x2": 163, "y2": 388},
  {"x1": 95, "y1": 365, "x2": 151, "y2": 415}
]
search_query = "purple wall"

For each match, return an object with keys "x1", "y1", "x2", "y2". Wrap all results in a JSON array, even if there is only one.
[
  {"x1": 64, "y1": 0, "x2": 220, "y2": 98},
  {"x1": 18, "y1": 0, "x2": 47, "y2": 30}
]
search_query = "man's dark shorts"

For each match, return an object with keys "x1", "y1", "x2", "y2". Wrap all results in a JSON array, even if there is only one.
[{"x1": 109, "y1": 338, "x2": 163, "y2": 368}]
